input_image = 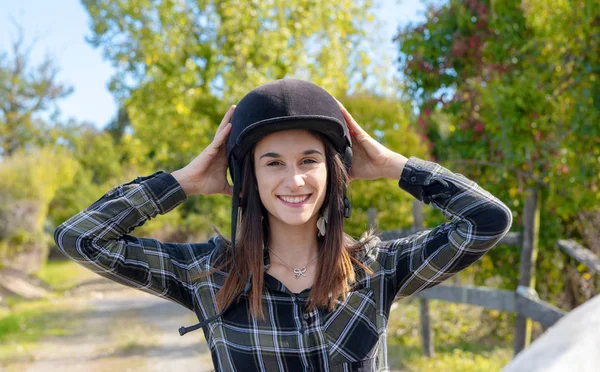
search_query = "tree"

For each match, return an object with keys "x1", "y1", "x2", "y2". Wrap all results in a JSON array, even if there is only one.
[
  {"x1": 394, "y1": 0, "x2": 599, "y2": 304},
  {"x1": 82, "y1": 0, "x2": 382, "y2": 233},
  {"x1": 0, "y1": 147, "x2": 79, "y2": 272},
  {"x1": 0, "y1": 23, "x2": 73, "y2": 158},
  {"x1": 82, "y1": 0, "x2": 378, "y2": 168},
  {"x1": 341, "y1": 94, "x2": 431, "y2": 236},
  {"x1": 105, "y1": 105, "x2": 131, "y2": 144}
]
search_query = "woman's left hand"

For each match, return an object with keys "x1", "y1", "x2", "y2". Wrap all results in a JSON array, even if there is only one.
[{"x1": 337, "y1": 100, "x2": 408, "y2": 182}]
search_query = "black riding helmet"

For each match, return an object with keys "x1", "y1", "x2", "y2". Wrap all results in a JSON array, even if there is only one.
[
  {"x1": 227, "y1": 79, "x2": 353, "y2": 174},
  {"x1": 179, "y1": 79, "x2": 353, "y2": 336},
  {"x1": 227, "y1": 78, "x2": 353, "y2": 264}
]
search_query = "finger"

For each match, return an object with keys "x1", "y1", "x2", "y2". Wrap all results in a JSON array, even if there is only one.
[
  {"x1": 335, "y1": 100, "x2": 357, "y2": 135},
  {"x1": 217, "y1": 105, "x2": 236, "y2": 134},
  {"x1": 338, "y1": 104, "x2": 366, "y2": 137},
  {"x1": 211, "y1": 122, "x2": 232, "y2": 147},
  {"x1": 335, "y1": 100, "x2": 356, "y2": 128}
]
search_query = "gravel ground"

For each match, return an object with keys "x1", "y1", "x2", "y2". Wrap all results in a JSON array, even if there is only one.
[{"x1": 4, "y1": 278, "x2": 214, "y2": 372}]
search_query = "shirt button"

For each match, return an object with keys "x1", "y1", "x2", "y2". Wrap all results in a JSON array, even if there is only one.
[
  {"x1": 410, "y1": 176, "x2": 417, "y2": 182},
  {"x1": 303, "y1": 313, "x2": 309, "y2": 319}
]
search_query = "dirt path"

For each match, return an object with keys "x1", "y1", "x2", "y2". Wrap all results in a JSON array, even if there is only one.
[{"x1": 5, "y1": 278, "x2": 214, "y2": 372}]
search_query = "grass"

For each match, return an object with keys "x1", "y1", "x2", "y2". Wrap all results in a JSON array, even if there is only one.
[
  {"x1": 34, "y1": 259, "x2": 101, "y2": 292},
  {"x1": 395, "y1": 347, "x2": 513, "y2": 372},
  {"x1": 0, "y1": 259, "x2": 96, "y2": 364},
  {"x1": 387, "y1": 298, "x2": 515, "y2": 371},
  {"x1": 0, "y1": 297, "x2": 80, "y2": 364}
]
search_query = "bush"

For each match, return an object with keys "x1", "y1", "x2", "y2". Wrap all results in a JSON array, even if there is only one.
[{"x1": 0, "y1": 147, "x2": 78, "y2": 269}]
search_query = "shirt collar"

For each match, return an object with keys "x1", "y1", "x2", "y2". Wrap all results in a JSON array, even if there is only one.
[{"x1": 262, "y1": 244, "x2": 311, "y2": 298}]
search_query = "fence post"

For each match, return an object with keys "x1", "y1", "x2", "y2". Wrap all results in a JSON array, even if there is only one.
[
  {"x1": 514, "y1": 187, "x2": 541, "y2": 355},
  {"x1": 413, "y1": 200, "x2": 434, "y2": 357}
]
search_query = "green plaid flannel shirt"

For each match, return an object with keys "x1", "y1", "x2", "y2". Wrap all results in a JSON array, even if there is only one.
[{"x1": 54, "y1": 156, "x2": 512, "y2": 371}]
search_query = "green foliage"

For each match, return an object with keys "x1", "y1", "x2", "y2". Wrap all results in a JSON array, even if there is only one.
[
  {"x1": 48, "y1": 121, "x2": 185, "y2": 240},
  {"x1": 395, "y1": 0, "x2": 599, "y2": 305},
  {"x1": 0, "y1": 24, "x2": 78, "y2": 268},
  {"x1": 387, "y1": 299, "x2": 513, "y2": 371},
  {"x1": 402, "y1": 349, "x2": 512, "y2": 372},
  {"x1": 0, "y1": 148, "x2": 79, "y2": 264},
  {"x1": 82, "y1": 0, "x2": 378, "y2": 169},
  {"x1": 340, "y1": 94, "x2": 430, "y2": 236},
  {"x1": 0, "y1": 147, "x2": 79, "y2": 205},
  {"x1": 34, "y1": 259, "x2": 101, "y2": 292},
  {"x1": 48, "y1": 122, "x2": 127, "y2": 224},
  {"x1": 80, "y1": 0, "x2": 387, "y2": 237}
]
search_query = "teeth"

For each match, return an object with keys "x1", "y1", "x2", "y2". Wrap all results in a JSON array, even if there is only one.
[{"x1": 279, "y1": 195, "x2": 310, "y2": 203}]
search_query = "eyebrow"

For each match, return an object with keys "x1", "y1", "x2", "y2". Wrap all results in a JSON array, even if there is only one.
[{"x1": 259, "y1": 149, "x2": 324, "y2": 159}]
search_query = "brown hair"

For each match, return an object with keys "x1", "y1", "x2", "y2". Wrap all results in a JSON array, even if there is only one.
[{"x1": 204, "y1": 131, "x2": 378, "y2": 318}]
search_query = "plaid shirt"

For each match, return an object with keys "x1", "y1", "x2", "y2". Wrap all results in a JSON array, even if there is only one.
[{"x1": 54, "y1": 156, "x2": 512, "y2": 371}]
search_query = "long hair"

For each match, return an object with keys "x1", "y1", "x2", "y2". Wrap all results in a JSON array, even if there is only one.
[{"x1": 207, "y1": 131, "x2": 378, "y2": 318}]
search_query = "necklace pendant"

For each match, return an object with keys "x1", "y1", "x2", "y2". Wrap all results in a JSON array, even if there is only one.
[{"x1": 294, "y1": 267, "x2": 307, "y2": 279}]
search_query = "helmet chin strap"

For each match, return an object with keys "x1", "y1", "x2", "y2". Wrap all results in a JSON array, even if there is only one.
[
  {"x1": 230, "y1": 160, "x2": 252, "y2": 286},
  {"x1": 343, "y1": 145, "x2": 352, "y2": 218},
  {"x1": 344, "y1": 191, "x2": 352, "y2": 218}
]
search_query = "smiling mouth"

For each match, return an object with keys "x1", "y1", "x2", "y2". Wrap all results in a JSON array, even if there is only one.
[{"x1": 277, "y1": 194, "x2": 311, "y2": 204}]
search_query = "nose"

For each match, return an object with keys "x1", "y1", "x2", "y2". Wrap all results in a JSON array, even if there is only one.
[{"x1": 283, "y1": 165, "x2": 305, "y2": 190}]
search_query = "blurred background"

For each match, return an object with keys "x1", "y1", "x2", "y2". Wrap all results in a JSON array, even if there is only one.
[{"x1": 0, "y1": 0, "x2": 598, "y2": 371}]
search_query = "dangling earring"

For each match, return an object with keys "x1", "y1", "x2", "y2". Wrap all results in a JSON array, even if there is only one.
[{"x1": 317, "y1": 206, "x2": 328, "y2": 237}]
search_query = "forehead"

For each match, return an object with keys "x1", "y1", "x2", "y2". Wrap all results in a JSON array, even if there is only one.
[{"x1": 254, "y1": 129, "x2": 323, "y2": 154}]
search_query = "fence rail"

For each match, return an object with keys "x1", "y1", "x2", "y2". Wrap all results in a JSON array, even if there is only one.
[
  {"x1": 407, "y1": 284, "x2": 566, "y2": 328},
  {"x1": 556, "y1": 239, "x2": 600, "y2": 275}
]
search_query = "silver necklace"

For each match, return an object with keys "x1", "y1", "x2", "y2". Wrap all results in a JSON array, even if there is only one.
[{"x1": 268, "y1": 248, "x2": 318, "y2": 279}]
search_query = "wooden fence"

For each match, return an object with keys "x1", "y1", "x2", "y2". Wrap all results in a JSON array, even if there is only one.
[{"x1": 370, "y1": 186, "x2": 600, "y2": 358}]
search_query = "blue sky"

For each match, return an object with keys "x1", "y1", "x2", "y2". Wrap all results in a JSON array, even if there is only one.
[{"x1": 0, "y1": 0, "x2": 426, "y2": 129}]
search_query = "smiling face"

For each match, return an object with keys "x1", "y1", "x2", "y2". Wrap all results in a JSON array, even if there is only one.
[{"x1": 253, "y1": 129, "x2": 328, "y2": 229}]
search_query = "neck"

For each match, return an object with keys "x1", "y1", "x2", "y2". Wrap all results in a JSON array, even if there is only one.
[{"x1": 266, "y1": 214, "x2": 320, "y2": 265}]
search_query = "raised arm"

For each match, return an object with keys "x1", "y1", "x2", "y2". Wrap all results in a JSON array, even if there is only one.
[
  {"x1": 380, "y1": 156, "x2": 512, "y2": 299},
  {"x1": 336, "y1": 101, "x2": 512, "y2": 305},
  {"x1": 53, "y1": 171, "x2": 208, "y2": 310},
  {"x1": 54, "y1": 105, "x2": 237, "y2": 311}
]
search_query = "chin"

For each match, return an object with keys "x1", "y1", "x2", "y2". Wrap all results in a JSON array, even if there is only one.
[
  {"x1": 280, "y1": 217, "x2": 312, "y2": 226},
  {"x1": 275, "y1": 212, "x2": 315, "y2": 227}
]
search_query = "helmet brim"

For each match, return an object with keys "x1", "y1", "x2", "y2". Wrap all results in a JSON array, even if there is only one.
[{"x1": 229, "y1": 115, "x2": 350, "y2": 161}]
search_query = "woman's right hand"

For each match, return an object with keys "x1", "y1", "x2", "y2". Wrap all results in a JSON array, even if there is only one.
[{"x1": 172, "y1": 105, "x2": 235, "y2": 197}]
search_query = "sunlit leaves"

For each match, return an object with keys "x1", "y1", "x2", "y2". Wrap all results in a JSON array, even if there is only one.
[
  {"x1": 340, "y1": 94, "x2": 429, "y2": 235},
  {"x1": 395, "y1": 0, "x2": 599, "y2": 300},
  {"x1": 82, "y1": 0, "x2": 377, "y2": 170},
  {"x1": 80, "y1": 0, "x2": 380, "y2": 233}
]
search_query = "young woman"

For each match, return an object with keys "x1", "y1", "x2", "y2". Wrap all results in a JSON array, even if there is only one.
[{"x1": 54, "y1": 79, "x2": 512, "y2": 371}]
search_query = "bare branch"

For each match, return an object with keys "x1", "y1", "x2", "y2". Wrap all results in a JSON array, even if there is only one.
[{"x1": 0, "y1": 21, "x2": 73, "y2": 156}]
